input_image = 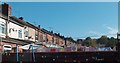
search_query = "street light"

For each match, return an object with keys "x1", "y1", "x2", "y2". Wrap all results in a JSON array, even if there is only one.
[
  {"x1": 117, "y1": 33, "x2": 120, "y2": 51},
  {"x1": 0, "y1": 38, "x2": 1, "y2": 50}
]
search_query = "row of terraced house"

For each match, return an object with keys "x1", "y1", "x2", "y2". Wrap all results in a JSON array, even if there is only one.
[{"x1": 0, "y1": 3, "x2": 76, "y2": 53}]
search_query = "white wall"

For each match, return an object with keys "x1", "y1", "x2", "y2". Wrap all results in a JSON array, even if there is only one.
[
  {"x1": 8, "y1": 22, "x2": 24, "y2": 40},
  {"x1": 23, "y1": 26, "x2": 36, "y2": 42},
  {"x1": 28, "y1": 27, "x2": 35, "y2": 41},
  {"x1": 0, "y1": 18, "x2": 6, "y2": 38},
  {"x1": 24, "y1": 26, "x2": 29, "y2": 40}
]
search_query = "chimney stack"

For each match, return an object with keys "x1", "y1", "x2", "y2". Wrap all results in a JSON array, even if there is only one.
[{"x1": 2, "y1": 3, "x2": 12, "y2": 16}]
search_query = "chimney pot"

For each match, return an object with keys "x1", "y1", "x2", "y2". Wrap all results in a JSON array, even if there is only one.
[{"x1": 19, "y1": 17, "x2": 23, "y2": 20}]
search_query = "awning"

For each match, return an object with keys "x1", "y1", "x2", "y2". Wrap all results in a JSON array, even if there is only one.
[
  {"x1": 44, "y1": 43, "x2": 63, "y2": 48},
  {"x1": 19, "y1": 44, "x2": 39, "y2": 50},
  {"x1": 3, "y1": 45, "x2": 12, "y2": 50}
]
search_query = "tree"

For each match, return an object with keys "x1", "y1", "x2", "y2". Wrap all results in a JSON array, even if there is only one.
[
  {"x1": 66, "y1": 37, "x2": 75, "y2": 42},
  {"x1": 97, "y1": 35, "x2": 109, "y2": 45},
  {"x1": 79, "y1": 35, "x2": 117, "y2": 48},
  {"x1": 83, "y1": 37, "x2": 92, "y2": 47},
  {"x1": 77, "y1": 39, "x2": 83, "y2": 44},
  {"x1": 83, "y1": 37, "x2": 97, "y2": 47},
  {"x1": 106, "y1": 37, "x2": 117, "y2": 47},
  {"x1": 91, "y1": 39, "x2": 97, "y2": 47}
]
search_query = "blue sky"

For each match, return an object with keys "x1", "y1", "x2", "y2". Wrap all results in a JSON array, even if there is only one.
[
  {"x1": 7, "y1": 2, "x2": 118, "y2": 39},
  {"x1": 2, "y1": 0, "x2": 119, "y2": 2}
]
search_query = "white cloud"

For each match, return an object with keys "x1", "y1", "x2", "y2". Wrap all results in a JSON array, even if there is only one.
[
  {"x1": 106, "y1": 26, "x2": 117, "y2": 38},
  {"x1": 107, "y1": 26, "x2": 117, "y2": 35},
  {"x1": 79, "y1": 26, "x2": 118, "y2": 39},
  {"x1": 87, "y1": 31, "x2": 103, "y2": 38},
  {"x1": 102, "y1": 24, "x2": 117, "y2": 38},
  {"x1": 89, "y1": 31, "x2": 102, "y2": 36},
  {"x1": 78, "y1": 31, "x2": 102, "y2": 39}
]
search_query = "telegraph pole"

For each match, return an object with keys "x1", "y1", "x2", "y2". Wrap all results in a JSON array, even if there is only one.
[
  {"x1": 118, "y1": 1, "x2": 120, "y2": 52},
  {"x1": 117, "y1": 1, "x2": 120, "y2": 62},
  {"x1": 117, "y1": 33, "x2": 120, "y2": 51}
]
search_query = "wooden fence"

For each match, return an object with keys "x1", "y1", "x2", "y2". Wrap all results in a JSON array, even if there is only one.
[{"x1": 1, "y1": 51, "x2": 120, "y2": 63}]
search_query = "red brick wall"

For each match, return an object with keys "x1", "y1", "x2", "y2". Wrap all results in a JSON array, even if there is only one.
[
  {"x1": 0, "y1": 41, "x2": 22, "y2": 53},
  {"x1": 59, "y1": 38, "x2": 65, "y2": 46},
  {"x1": 38, "y1": 31, "x2": 43, "y2": 42},
  {"x1": 47, "y1": 34, "x2": 53, "y2": 43}
]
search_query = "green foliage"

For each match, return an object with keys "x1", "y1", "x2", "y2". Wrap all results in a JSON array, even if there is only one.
[
  {"x1": 82, "y1": 37, "x2": 97, "y2": 47},
  {"x1": 66, "y1": 37, "x2": 75, "y2": 42},
  {"x1": 97, "y1": 35, "x2": 109, "y2": 45},
  {"x1": 83, "y1": 37, "x2": 92, "y2": 46},
  {"x1": 91, "y1": 39, "x2": 97, "y2": 47},
  {"x1": 81, "y1": 35, "x2": 117, "y2": 47},
  {"x1": 106, "y1": 37, "x2": 117, "y2": 47}
]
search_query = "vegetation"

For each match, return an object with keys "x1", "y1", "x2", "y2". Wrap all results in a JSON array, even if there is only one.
[{"x1": 79, "y1": 35, "x2": 117, "y2": 47}]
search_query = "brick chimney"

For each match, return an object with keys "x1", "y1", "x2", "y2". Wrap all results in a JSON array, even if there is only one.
[{"x1": 2, "y1": 3, "x2": 12, "y2": 16}]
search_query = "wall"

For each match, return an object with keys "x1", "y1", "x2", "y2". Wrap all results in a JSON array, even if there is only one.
[
  {"x1": 28, "y1": 27, "x2": 35, "y2": 42},
  {"x1": 53, "y1": 37, "x2": 57, "y2": 44},
  {"x1": 24, "y1": 26, "x2": 36, "y2": 42},
  {"x1": 24, "y1": 26, "x2": 29, "y2": 40},
  {"x1": 0, "y1": 42, "x2": 22, "y2": 53},
  {"x1": 0, "y1": 18, "x2": 6, "y2": 38},
  {"x1": 39, "y1": 31, "x2": 44, "y2": 42},
  {"x1": 42, "y1": 32, "x2": 47, "y2": 42},
  {"x1": 8, "y1": 22, "x2": 24, "y2": 40},
  {"x1": 66, "y1": 40, "x2": 73, "y2": 47},
  {"x1": 47, "y1": 34, "x2": 53, "y2": 43},
  {"x1": 59, "y1": 38, "x2": 65, "y2": 46}
]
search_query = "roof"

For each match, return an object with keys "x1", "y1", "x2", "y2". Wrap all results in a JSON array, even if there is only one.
[
  {"x1": 41, "y1": 28, "x2": 54, "y2": 35},
  {"x1": 26, "y1": 22, "x2": 40, "y2": 30},
  {"x1": 10, "y1": 16, "x2": 41, "y2": 30},
  {"x1": 10, "y1": 16, "x2": 27, "y2": 25}
]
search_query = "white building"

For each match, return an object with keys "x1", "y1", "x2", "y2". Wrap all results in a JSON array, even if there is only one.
[
  {"x1": 24, "y1": 25, "x2": 29, "y2": 40},
  {"x1": 8, "y1": 16, "x2": 25, "y2": 40},
  {"x1": 0, "y1": 17, "x2": 6, "y2": 38},
  {"x1": 26, "y1": 22, "x2": 36, "y2": 42}
]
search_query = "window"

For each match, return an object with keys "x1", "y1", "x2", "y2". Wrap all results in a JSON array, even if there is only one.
[
  {"x1": 0, "y1": 23, "x2": 5, "y2": 34},
  {"x1": 18, "y1": 30, "x2": 22, "y2": 38}
]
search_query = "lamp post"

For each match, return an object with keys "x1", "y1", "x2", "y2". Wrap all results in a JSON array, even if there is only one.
[
  {"x1": 0, "y1": 34, "x2": 4, "y2": 63},
  {"x1": 117, "y1": 33, "x2": 120, "y2": 52},
  {"x1": 117, "y1": 33, "x2": 120, "y2": 62},
  {"x1": 0, "y1": 37, "x2": 2, "y2": 63},
  {"x1": 0, "y1": 35, "x2": 2, "y2": 51},
  {"x1": 16, "y1": 44, "x2": 18, "y2": 62}
]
